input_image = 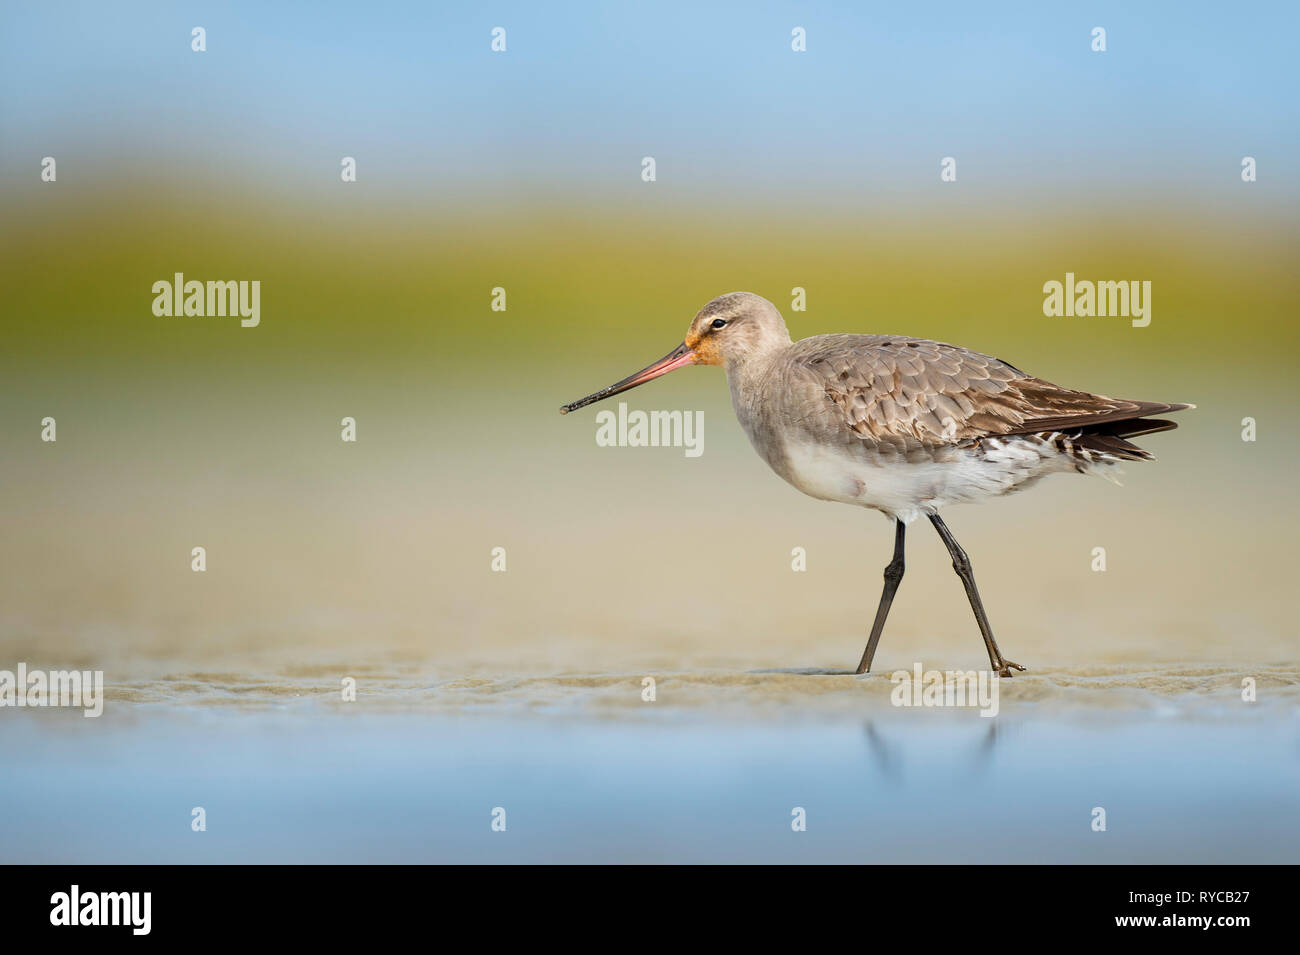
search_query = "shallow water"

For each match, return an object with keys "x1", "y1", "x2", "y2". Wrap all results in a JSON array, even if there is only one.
[{"x1": 2, "y1": 664, "x2": 1296, "y2": 864}]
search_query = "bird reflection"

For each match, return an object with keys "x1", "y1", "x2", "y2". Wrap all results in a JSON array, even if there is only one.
[{"x1": 862, "y1": 718, "x2": 1008, "y2": 782}]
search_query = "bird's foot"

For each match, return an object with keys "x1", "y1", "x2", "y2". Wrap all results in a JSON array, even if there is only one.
[{"x1": 994, "y1": 661, "x2": 1026, "y2": 678}]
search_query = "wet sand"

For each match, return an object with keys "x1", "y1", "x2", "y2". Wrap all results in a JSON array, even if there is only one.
[{"x1": 98, "y1": 661, "x2": 1300, "y2": 717}]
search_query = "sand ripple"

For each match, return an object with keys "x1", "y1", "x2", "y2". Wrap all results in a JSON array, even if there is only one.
[{"x1": 90, "y1": 662, "x2": 1300, "y2": 720}]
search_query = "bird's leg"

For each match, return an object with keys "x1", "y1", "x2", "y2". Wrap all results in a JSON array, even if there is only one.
[
  {"x1": 927, "y1": 514, "x2": 1026, "y2": 678},
  {"x1": 855, "y1": 519, "x2": 906, "y2": 674}
]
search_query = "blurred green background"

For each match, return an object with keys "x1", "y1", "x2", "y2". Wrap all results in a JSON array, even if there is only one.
[{"x1": 2, "y1": 1, "x2": 1296, "y2": 676}]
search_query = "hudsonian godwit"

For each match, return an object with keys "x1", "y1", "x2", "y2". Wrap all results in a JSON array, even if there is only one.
[{"x1": 560, "y1": 292, "x2": 1192, "y2": 676}]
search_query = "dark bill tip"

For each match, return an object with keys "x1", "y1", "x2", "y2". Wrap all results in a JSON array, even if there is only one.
[{"x1": 559, "y1": 343, "x2": 694, "y2": 415}]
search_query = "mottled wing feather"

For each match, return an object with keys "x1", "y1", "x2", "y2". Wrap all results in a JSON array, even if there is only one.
[{"x1": 793, "y1": 334, "x2": 1184, "y2": 448}]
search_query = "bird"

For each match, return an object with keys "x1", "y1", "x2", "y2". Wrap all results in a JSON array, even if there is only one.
[{"x1": 559, "y1": 292, "x2": 1191, "y2": 676}]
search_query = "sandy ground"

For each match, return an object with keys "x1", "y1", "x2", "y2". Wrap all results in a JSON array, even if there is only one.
[{"x1": 94, "y1": 661, "x2": 1298, "y2": 719}]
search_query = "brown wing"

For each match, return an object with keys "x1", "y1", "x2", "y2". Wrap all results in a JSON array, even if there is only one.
[{"x1": 793, "y1": 334, "x2": 1190, "y2": 448}]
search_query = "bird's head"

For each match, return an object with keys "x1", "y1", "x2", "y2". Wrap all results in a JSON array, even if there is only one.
[
  {"x1": 559, "y1": 292, "x2": 791, "y2": 414},
  {"x1": 683, "y1": 292, "x2": 791, "y2": 368}
]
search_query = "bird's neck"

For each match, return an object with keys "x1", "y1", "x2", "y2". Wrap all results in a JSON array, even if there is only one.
[{"x1": 723, "y1": 339, "x2": 789, "y2": 393}]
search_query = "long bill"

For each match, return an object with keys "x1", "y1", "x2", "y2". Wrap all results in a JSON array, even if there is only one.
[{"x1": 559, "y1": 342, "x2": 696, "y2": 414}]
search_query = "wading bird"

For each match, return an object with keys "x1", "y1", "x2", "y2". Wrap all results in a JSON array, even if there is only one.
[{"x1": 560, "y1": 292, "x2": 1190, "y2": 676}]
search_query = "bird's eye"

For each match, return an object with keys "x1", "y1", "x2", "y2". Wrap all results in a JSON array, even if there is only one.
[{"x1": 711, "y1": 318, "x2": 727, "y2": 329}]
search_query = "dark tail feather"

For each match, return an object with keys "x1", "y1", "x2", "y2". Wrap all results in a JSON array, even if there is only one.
[{"x1": 1074, "y1": 415, "x2": 1185, "y2": 461}]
